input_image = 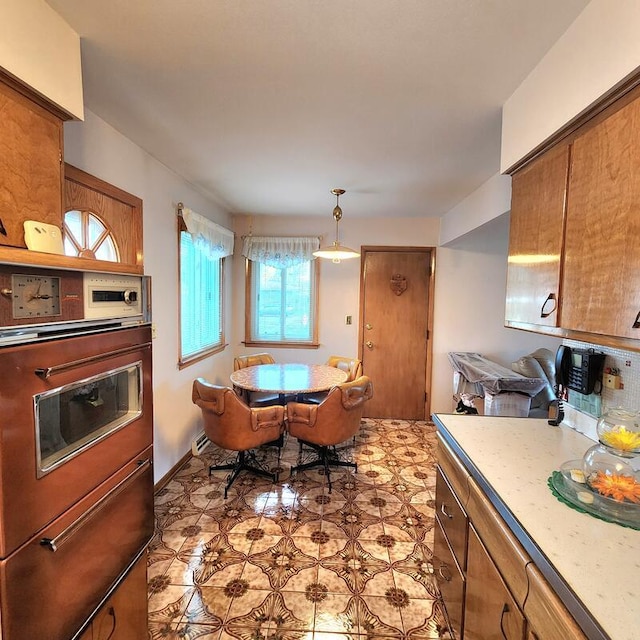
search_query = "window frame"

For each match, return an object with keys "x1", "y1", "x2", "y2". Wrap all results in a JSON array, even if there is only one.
[
  {"x1": 244, "y1": 257, "x2": 320, "y2": 348},
  {"x1": 178, "y1": 217, "x2": 226, "y2": 368}
]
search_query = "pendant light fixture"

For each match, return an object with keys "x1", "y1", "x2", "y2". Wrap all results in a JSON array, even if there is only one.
[{"x1": 313, "y1": 188, "x2": 360, "y2": 263}]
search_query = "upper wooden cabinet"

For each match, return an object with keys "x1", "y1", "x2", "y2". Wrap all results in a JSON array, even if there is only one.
[
  {"x1": 0, "y1": 76, "x2": 143, "y2": 275},
  {"x1": 505, "y1": 143, "x2": 569, "y2": 327},
  {"x1": 561, "y1": 95, "x2": 640, "y2": 339},
  {"x1": 0, "y1": 79, "x2": 63, "y2": 250},
  {"x1": 506, "y1": 83, "x2": 640, "y2": 347}
]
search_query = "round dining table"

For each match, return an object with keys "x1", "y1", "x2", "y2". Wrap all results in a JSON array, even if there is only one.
[{"x1": 230, "y1": 363, "x2": 348, "y2": 403}]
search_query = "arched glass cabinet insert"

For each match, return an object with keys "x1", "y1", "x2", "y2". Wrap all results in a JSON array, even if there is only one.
[{"x1": 63, "y1": 209, "x2": 120, "y2": 262}]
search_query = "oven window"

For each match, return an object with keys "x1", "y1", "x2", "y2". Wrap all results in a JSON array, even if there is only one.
[{"x1": 35, "y1": 362, "x2": 142, "y2": 476}]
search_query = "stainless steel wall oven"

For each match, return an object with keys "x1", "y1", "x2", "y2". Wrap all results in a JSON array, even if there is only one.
[{"x1": 0, "y1": 268, "x2": 153, "y2": 640}]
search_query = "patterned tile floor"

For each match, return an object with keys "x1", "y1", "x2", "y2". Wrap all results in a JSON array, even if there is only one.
[{"x1": 148, "y1": 418, "x2": 453, "y2": 639}]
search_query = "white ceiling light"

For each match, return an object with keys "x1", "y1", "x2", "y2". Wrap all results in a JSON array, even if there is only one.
[{"x1": 313, "y1": 189, "x2": 360, "y2": 263}]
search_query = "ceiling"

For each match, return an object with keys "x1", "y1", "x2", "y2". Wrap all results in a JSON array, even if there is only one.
[{"x1": 46, "y1": 0, "x2": 589, "y2": 219}]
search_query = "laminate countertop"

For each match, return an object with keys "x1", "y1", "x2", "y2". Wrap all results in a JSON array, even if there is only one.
[{"x1": 432, "y1": 413, "x2": 639, "y2": 640}]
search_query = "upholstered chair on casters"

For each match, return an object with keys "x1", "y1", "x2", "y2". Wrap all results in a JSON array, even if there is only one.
[
  {"x1": 192, "y1": 378, "x2": 285, "y2": 498},
  {"x1": 287, "y1": 375, "x2": 373, "y2": 492},
  {"x1": 306, "y1": 355, "x2": 363, "y2": 404},
  {"x1": 233, "y1": 352, "x2": 279, "y2": 406}
]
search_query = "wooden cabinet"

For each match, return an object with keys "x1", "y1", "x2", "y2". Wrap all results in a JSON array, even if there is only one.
[
  {"x1": 505, "y1": 143, "x2": 569, "y2": 327},
  {"x1": 77, "y1": 553, "x2": 148, "y2": 640},
  {"x1": 561, "y1": 95, "x2": 640, "y2": 339},
  {"x1": 506, "y1": 84, "x2": 640, "y2": 347},
  {"x1": 435, "y1": 433, "x2": 588, "y2": 640},
  {"x1": 0, "y1": 74, "x2": 143, "y2": 275},
  {"x1": 434, "y1": 517, "x2": 465, "y2": 638},
  {"x1": 0, "y1": 78, "x2": 63, "y2": 250},
  {"x1": 524, "y1": 565, "x2": 587, "y2": 640},
  {"x1": 464, "y1": 525, "x2": 526, "y2": 640}
]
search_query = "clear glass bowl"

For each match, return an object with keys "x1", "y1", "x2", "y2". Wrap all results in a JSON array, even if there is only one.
[
  {"x1": 556, "y1": 460, "x2": 640, "y2": 528},
  {"x1": 596, "y1": 407, "x2": 640, "y2": 457}
]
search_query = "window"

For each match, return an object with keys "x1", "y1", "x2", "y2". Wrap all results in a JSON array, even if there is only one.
[
  {"x1": 178, "y1": 208, "x2": 234, "y2": 367},
  {"x1": 63, "y1": 209, "x2": 119, "y2": 261},
  {"x1": 246, "y1": 258, "x2": 319, "y2": 346}
]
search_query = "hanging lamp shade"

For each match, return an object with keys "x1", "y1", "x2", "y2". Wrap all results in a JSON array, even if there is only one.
[{"x1": 313, "y1": 189, "x2": 360, "y2": 263}]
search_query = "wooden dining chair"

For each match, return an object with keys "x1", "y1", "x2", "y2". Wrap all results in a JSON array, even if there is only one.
[{"x1": 232, "y1": 352, "x2": 279, "y2": 406}]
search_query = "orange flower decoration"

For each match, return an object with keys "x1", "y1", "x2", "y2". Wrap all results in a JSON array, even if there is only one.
[{"x1": 589, "y1": 471, "x2": 640, "y2": 503}]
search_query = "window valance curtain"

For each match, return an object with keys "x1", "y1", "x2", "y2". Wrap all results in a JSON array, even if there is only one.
[
  {"x1": 242, "y1": 236, "x2": 320, "y2": 269},
  {"x1": 181, "y1": 207, "x2": 235, "y2": 259}
]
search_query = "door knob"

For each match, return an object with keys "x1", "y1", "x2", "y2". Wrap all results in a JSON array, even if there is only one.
[
  {"x1": 365, "y1": 323, "x2": 373, "y2": 330},
  {"x1": 365, "y1": 341, "x2": 373, "y2": 349}
]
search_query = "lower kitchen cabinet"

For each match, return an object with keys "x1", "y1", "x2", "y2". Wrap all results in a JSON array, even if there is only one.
[
  {"x1": 433, "y1": 517, "x2": 465, "y2": 638},
  {"x1": 77, "y1": 553, "x2": 148, "y2": 640},
  {"x1": 464, "y1": 525, "x2": 525, "y2": 640},
  {"x1": 435, "y1": 432, "x2": 588, "y2": 640}
]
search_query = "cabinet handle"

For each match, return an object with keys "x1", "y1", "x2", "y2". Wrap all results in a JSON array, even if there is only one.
[
  {"x1": 540, "y1": 293, "x2": 557, "y2": 318},
  {"x1": 40, "y1": 458, "x2": 151, "y2": 552},
  {"x1": 440, "y1": 503, "x2": 453, "y2": 519},
  {"x1": 96, "y1": 606, "x2": 117, "y2": 640},
  {"x1": 499, "y1": 603, "x2": 509, "y2": 639},
  {"x1": 633, "y1": 311, "x2": 640, "y2": 329},
  {"x1": 437, "y1": 565, "x2": 452, "y2": 582}
]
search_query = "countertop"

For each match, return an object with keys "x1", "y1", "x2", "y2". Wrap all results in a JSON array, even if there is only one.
[{"x1": 433, "y1": 413, "x2": 639, "y2": 640}]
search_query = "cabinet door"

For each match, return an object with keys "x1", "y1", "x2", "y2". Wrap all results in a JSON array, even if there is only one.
[
  {"x1": 0, "y1": 81, "x2": 63, "y2": 249},
  {"x1": 464, "y1": 526, "x2": 525, "y2": 640},
  {"x1": 562, "y1": 95, "x2": 640, "y2": 338},
  {"x1": 524, "y1": 564, "x2": 588, "y2": 640},
  {"x1": 434, "y1": 517, "x2": 465, "y2": 639},
  {"x1": 505, "y1": 143, "x2": 569, "y2": 327},
  {"x1": 91, "y1": 553, "x2": 148, "y2": 640}
]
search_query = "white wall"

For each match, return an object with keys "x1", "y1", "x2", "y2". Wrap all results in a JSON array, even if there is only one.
[
  {"x1": 64, "y1": 110, "x2": 234, "y2": 483},
  {"x1": 433, "y1": 214, "x2": 561, "y2": 413},
  {"x1": 0, "y1": 0, "x2": 83, "y2": 119},
  {"x1": 439, "y1": 173, "x2": 511, "y2": 245},
  {"x1": 501, "y1": 0, "x2": 640, "y2": 171}
]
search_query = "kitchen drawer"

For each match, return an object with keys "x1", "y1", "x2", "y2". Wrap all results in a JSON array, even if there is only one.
[
  {"x1": 437, "y1": 432, "x2": 470, "y2": 505},
  {"x1": 524, "y1": 564, "x2": 588, "y2": 640},
  {"x1": 0, "y1": 448, "x2": 153, "y2": 640},
  {"x1": 435, "y1": 465, "x2": 468, "y2": 570},
  {"x1": 434, "y1": 516, "x2": 465, "y2": 639},
  {"x1": 465, "y1": 475, "x2": 530, "y2": 607}
]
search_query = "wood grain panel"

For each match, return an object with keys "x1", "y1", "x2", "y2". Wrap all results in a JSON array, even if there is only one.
[
  {"x1": 505, "y1": 143, "x2": 568, "y2": 326},
  {"x1": 465, "y1": 477, "x2": 530, "y2": 608},
  {"x1": 436, "y1": 433, "x2": 471, "y2": 506},
  {"x1": 436, "y1": 467, "x2": 468, "y2": 571},
  {"x1": 0, "y1": 81, "x2": 63, "y2": 249},
  {"x1": 64, "y1": 164, "x2": 143, "y2": 271},
  {"x1": 433, "y1": 517, "x2": 465, "y2": 639},
  {"x1": 524, "y1": 564, "x2": 588, "y2": 640},
  {"x1": 0, "y1": 265, "x2": 83, "y2": 327},
  {"x1": 360, "y1": 248, "x2": 432, "y2": 419},
  {"x1": 562, "y1": 96, "x2": 640, "y2": 338},
  {"x1": 464, "y1": 525, "x2": 526, "y2": 640}
]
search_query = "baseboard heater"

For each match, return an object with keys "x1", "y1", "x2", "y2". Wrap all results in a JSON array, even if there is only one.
[{"x1": 191, "y1": 431, "x2": 210, "y2": 456}]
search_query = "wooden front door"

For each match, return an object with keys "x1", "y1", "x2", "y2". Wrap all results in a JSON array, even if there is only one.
[{"x1": 359, "y1": 247, "x2": 434, "y2": 419}]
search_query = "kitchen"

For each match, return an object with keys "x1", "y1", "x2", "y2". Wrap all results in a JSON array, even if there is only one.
[{"x1": 1, "y1": 1, "x2": 640, "y2": 638}]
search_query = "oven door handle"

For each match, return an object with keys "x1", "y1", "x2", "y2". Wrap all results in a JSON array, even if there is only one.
[
  {"x1": 40, "y1": 458, "x2": 152, "y2": 553},
  {"x1": 35, "y1": 343, "x2": 151, "y2": 379}
]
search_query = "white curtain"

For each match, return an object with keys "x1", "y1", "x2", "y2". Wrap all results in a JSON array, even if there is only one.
[
  {"x1": 242, "y1": 236, "x2": 319, "y2": 269},
  {"x1": 181, "y1": 207, "x2": 235, "y2": 259}
]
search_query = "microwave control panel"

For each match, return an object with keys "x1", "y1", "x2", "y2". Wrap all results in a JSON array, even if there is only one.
[{"x1": 83, "y1": 273, "x2": 144, "y2": 319}]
